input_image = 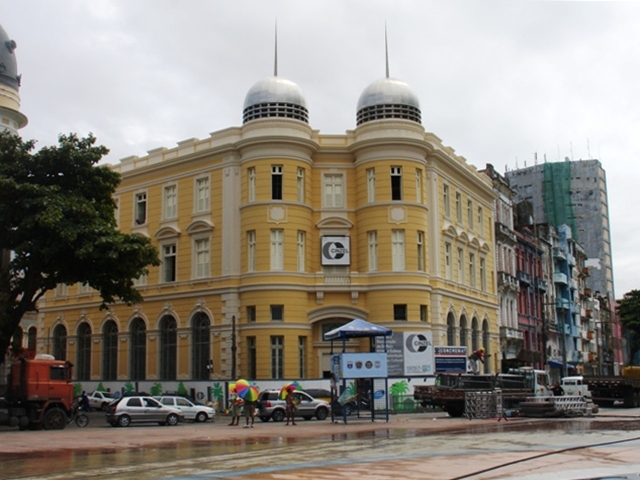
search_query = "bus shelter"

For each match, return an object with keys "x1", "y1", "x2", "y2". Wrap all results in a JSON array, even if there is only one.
[{"x1": 324, "y1": 318, "x2": 392, "y2": 424}]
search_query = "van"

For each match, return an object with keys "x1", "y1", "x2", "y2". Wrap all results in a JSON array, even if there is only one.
[{"x1": 560, "y1": 376, "x2": 591, "y2": 398}]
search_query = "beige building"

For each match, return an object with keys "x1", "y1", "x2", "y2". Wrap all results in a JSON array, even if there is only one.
[{"x1": 34, "y1": 62, "x2": 499, "y2": 383}]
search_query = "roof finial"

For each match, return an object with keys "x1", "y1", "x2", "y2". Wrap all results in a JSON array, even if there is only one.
[
  {"x1": 385, "y1": 22, "x2": 389, "y2": 78},
  {"x1": 274, "y1": 20, "x2": 278, "y2": 77}
]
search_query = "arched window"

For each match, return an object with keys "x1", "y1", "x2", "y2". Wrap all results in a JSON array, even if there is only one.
[
  {"x1": 459, "y1": 316, "x2": 468, "y2": 348},
  {"x1": 76, "y1": 322, "x2": 92, "y2": 381},
  {"x1": 12, "y1": 326, "x2": 23, "y2": 352},
  {"x1": 471, "y1": 317, "x2": 480, "y2": 352},
  {"x1": 53, "y1": 324, "x2": 67, "y2": 361},
  {"x1": 482, "y1": 319, "x2": 491, "y2": 374},
  {"x1": 102, "y1": 321, "x2": 118, "y2": 381},
  {"x1": 27, "y1": 327, "x2": 37, "y2": 352},
  {"x1": 160, "y1": 315, "x2": 177, "y2": 380},
  {"x1": 130, "y1": 318, "x2": 146, "y2": 380},
  {"x1": 446, "y1": 313, "x2": 456, "y2": 346},
  {"x1": 192, "y1": 313, "x2": 210, "y2": 380}
]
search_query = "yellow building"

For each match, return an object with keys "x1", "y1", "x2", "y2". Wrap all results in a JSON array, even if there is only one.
[{"x1": 37, "y1": 67, "x2": 499, "y2": 384}]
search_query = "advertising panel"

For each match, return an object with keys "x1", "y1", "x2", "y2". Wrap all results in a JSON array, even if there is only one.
[
  {"x1": 333, "y1": 352, "x2": 388, "y2": 379},
  {"x1": 374, "y1": 332, "x2": 434, "y2": 376},
  {"x1": 321, "y1": 236, "x2": 351, "y2": 266},
  {"x1": 434, "y1": 346, "x2": 468, "y2": 373}
]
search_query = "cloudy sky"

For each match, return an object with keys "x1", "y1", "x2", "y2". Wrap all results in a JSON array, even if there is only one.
[{"x1": 2, "y1": 0, "x2": 638, "y2": 297}]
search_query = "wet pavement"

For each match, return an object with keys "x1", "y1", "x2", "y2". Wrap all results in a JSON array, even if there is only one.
[{"x1": 3, "y1": 408, "x2": 640, "y2": 479}]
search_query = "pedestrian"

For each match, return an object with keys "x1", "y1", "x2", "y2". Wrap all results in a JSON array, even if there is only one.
[
  {"x1": 228, "y1": 392, "x2": 243, "y2": 426},
  {"x1": 243, "y1": 400, "x2": 256, "y2": 428},
  {"x1": 329, "y1": 373, "x2": 337, "y2": 423},
  {"x1": 285, "y1": 389, "x2": 297, "y2": 426},
  {"x1": 81, "y1": 391, "x2": 91, "y2": 412},
  {"x1": 468, "y1": 347, "x2": 486, "y2": 374}
]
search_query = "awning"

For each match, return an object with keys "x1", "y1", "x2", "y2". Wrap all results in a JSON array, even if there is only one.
[
  {"x1": 548, "y1": 359, "x2": 575, "y2": 369},
  {"x1": 324, "y1": 318, "x2": 392, "y2": 340}
]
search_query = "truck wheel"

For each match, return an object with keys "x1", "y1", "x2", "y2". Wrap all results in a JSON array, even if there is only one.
[
  {"x1": 446, "y1": 406, "x2": 465, "y2": 418},
  {"x1": 43, "y1": 409, "x2": 67, "y2": 430}
]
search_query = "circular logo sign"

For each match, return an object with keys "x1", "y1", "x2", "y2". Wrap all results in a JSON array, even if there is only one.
[
  {"x1": 323, "y1": 241, "x2": 348, "y2": 260},
  {"x1": 406, "y1": 334, "x2": 430, "y2": 353}
]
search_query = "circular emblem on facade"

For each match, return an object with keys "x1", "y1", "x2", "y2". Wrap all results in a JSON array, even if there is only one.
[
  {"x1": 406, "y1": 334, "x2": 430, "y2": 353},
  {"x1": 323, "y1": 241, "x2": 347, "y2": 260}
]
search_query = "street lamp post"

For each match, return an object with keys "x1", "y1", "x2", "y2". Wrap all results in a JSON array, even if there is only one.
[{"x1": 231, "y1": 315, "x2": 237, "y2": 381}]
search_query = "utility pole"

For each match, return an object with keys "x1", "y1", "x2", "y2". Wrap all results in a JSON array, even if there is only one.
[{"x1": 231, "y1": 315, "x2": 237, "y2": 380}]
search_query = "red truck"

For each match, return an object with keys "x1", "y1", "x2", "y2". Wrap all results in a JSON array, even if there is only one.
[{"x1": 0, "y1": 354, "x2": 77, "y2": 430}]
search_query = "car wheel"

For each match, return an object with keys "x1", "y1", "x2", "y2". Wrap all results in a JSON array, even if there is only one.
[
  {"x1": 117, "y1": 415, "x2": 131, "y2": 427},
  {"x1": 315, "y1": 407, "x2": 329, "y2": 421},
  {"x1": 271, "y1": 409, "x2": 285, "y2": 422},
  {"x1": 259, "y1": 416, "x2": 269, "y2": 422},
  {"x1": 166, "y1": 413, "x2": 179, "y2": 426},
  {"x1": 302, "y1": 416, "x2": 312, "y2": 421},
  {"x1": 195, "y1": 412, "x2": 208, "y2": 423}
]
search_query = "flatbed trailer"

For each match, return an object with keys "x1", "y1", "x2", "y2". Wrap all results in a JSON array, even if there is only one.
[{"x1": 585, "y1": 375, "x2": 640, "y2": 408}]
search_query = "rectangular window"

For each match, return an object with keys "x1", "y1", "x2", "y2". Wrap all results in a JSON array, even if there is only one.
[
  {"x1": 391, "y1": 166, "x2": 402, "y2": 201},
  {"x1": 324, "y1": 173, "x2": 344, "y2": 208},
  {"x1": 248, "y1": 167, "x2": 256, "y2": 202},
  {"x1": 270, "y1": 336, "x2": 284, "y2": 379},
  {"x1": 417, "y1": 231, "x2": 425, "y2": 272},
  {"x1": 135, "y1": 192, "x2": 147, "y2": 225},
  {"x1": 297, "y1": 168, "x2": 304, "y2": 202},
  {"x1": 247, "y1": 230, "x2": 256, "y2": 272},
  {"x1": 468, "y1": 199, "x2": 473, "y2": 229},
  {"x1": 55, "y1": 283, "x2": 68, "y2": 297},
  {"x1": 455, "y1": 192, "x2": 462, "y2": 222},
  {"x1": 416, "y1": 169, "x2": 423, "y2": 203},
  {"x1": 195, "y1": 177, "x2": 210, "y2": 213},
  {"x1": 163, "y1": 244, "x2": 177, "y2": 282},
  {"x1": 393, "y1": 304, "x2": 407, "y2": 321},
  {"x1": 194, "y1": 238, "x2": 210, "y2": 279},
  {"x1": 248, "y1": 336, "x2": 257, "y2": 379},
  {"x1": 420, "y1": 305, "x2": 428, "y2": 323},
  {"x1": 133, "y1": 273, "x2": 147, "y2": 287},
  {"x1": 272, "y1": 165, "x2": 283, "y2": 200},
  {"x1": 443, "y1": 184, "x2": 450, "y2": 217},
  {"x1": 114, "y1": 197, "x2": 120, "y2": 228},
  {"x1": 469, "y1": 252, "x2": 476, "y2": 288},
  {"x1": 271, "y1": 305, "x2": 284, "y2": 322},
  {"x1": 392, "y1": 230, "x2": 405, "y2": 271},
  {"x1": 78, "y1": 282, "x2": 91, "y2": 294},
  {"x1": 480, "y1": 258, "x2": 487, "y2": 291},
  {"x1": 297, "y1": 231, "x2": 305, "y2": 272},
  {"x1": 247, "y1": 306, "x2": 256, "y2": 323},
  {"x1": 478, "y1": 206, "x2": 484, "y2": 234},
  {"x1": 270, "y1": 229, "x2": 284, "y2": 271},
  {"x1": 368, "y1": 231, "x2": 378, "y2": 272},
  {"x1": 163, "y1": 185, "x2": 177, "y2": 220},
  {"x1": 445, "y1": 242, "x2": 452, "y2": 280},
  {"x1": 457, "y1": 247, "x2": 464, "y2": 283},
  {"x1": 298, "y1": 336, "x2": 306, "y2": 379},
  {"x1": 367, "y1": 168, "x2": 376, "y2": 203}
]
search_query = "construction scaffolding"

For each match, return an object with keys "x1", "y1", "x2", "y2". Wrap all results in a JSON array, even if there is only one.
[{"x1": 464, "y1": 390, "x2": 503, "y2": 420}]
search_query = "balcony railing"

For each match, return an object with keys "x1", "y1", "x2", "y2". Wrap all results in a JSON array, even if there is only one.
[
  {"x1": 567, "y1": 253, "x2": 576, "y2": 266},
  {"x1": 553, "y1": 247, "x2": 566, "y2": 260},
  {"x1": 497, "y1": 272, "x2": 519, "y2": 291},
  {"x1": 553, "y1": 273, "x2": 568, "y2": 285},
  {"x1": 556, "y1": 298, "x2": 570, "y2": 310},
  {"x1": 517, "y1": 271, "x2": 532, "y2": 285},
  {"x1": 535, "y1": 278, "x2": 548, "y2": 291},
  {"x1": 495, "y1": 222, "x2": 517, "y2": 243},
  {"x1": 500, "y1": 326, "x2": 524, "y2": 340},
  {"x1": 323, "y1": 274, "x2": 351, "y2": 285}
]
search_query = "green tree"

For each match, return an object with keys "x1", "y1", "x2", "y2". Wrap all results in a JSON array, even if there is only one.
[
  {"x1": 0, "y1": 132, "x2": 159, "y2": 363},
  {"x1": 619, "y1": 289, "x2": 640, "y2": 364}
]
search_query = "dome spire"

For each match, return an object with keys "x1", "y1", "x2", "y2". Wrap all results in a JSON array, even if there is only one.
[
  {"x1": 274, "y1": 20, "x2": 278, "y2": 77},
  {"x1": 385, "y1": 22, "x2": 389, "y2": 79}
]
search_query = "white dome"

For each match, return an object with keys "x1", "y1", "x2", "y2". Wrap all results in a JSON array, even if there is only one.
[
  {"x1": 243, "y1": 76, "x2": 308, "y2": 124},
  {"x1": 356, "y1": 77, "x2": 421, "y2": 125}
]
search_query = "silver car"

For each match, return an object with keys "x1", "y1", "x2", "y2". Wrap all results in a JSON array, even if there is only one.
[
  {"x1": 87, "y1": 391, "x2": 116, "y2": 411},
  {"x1": 154, "y1": 396, "x2": 215, "y2": 422},
  {"x1": 106, "y1": 396, "x2": 184, "y2": 427},
  {"x1": 256, "y1": 390, "x2": 330, "y2": 422}
]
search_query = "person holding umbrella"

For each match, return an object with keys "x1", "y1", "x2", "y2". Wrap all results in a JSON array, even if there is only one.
[
  {"x1": 285, "y1": 389, "x2": 297, "y2": 426},
  {"x1": 234, "y1": 379, "x2": 259, "y2": 428},
  {"x1": 228, "y1": 389, "x2": 243, "y2": 427}
]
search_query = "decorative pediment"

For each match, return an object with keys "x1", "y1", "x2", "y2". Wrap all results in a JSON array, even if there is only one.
[
  {"x1": 316, "y1": 216, "x2": 354, "y2": 229},
  {"x1": 457, "y1": 231, "x2": 470, "y2": 244},
  {"x1": 154, "y1": 225, "x2": 181, "y2": 240},
  {"x1": 442, "y1": 225, "x2": 458, "y2": 239},
  {"x1": 185, "y1": 220, "x2": 214, "y2": 234},
  {"x1": 468, "y1": 237, "x2": 481, "y2": 250},
  {"x1": 480, "y1": 242, "x2": 491, "y2": 253}
]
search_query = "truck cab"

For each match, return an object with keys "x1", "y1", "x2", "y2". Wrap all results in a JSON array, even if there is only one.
[
  {"x1": 507, "y1": 367, "x2": 552, "y2": 397},
  {"x1": 561, "y1": 376, "x2": 591, "y2": 398}
]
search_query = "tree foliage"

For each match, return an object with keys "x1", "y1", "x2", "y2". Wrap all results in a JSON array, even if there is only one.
[
  {"x1": 618, "y1": 289, "x2": 640, "y2": 364},
  {"x1": 0, "y1": 131, "x2": 159, "y2": 361}
]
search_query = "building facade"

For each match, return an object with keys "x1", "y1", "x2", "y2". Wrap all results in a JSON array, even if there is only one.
[{"x1": 35, "y1": 68, "x2": 500, "y2": 385}]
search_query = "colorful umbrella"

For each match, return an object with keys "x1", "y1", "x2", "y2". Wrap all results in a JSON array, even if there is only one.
[
  {"x1": 279, "y1": 381, "x2": 303, "y2": 399},
  {"x1": 229, "y1": 382, "x2": 236, "y2": 393},
  {"x1": 235, "y1": 379, "x2": 259, "y2": 402}
]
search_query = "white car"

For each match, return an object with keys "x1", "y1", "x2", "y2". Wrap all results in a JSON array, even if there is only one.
[
  {"x1": 154, "y1": 396, "x2": 216, "y2": 422},
  {"x1": 87, "y1": 391, "x2": 117, "y2": 411}
]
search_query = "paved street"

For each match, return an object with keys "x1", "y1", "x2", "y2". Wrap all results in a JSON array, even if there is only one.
[{"x1": 2, "y1": 408, "x2": 640, "y2": 479}]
